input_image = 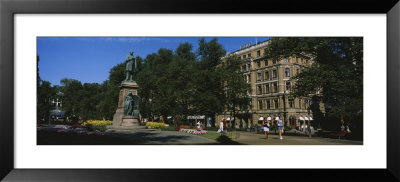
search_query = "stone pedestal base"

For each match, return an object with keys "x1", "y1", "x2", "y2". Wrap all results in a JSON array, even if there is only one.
[
  {"x1": 121, "y1": 116, "x2": 139, "y2": 127},
  {"x1": 113, "y1": 81, "x2": 139, "y2": 127}
]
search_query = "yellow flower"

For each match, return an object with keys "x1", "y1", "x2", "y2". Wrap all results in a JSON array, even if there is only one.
[
  {"x1": 82, "y1": 120, "x2": 113, "y2": 126},
  {"x1": 145, "y1": 122, "x2": 168, "y2": 129}
]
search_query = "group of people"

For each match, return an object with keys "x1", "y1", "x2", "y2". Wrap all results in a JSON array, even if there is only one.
[
  {"x1": 300, "y1": 124, "x2": 312, "y2": 138},
  {"x1": 217, "y1": 118, "x2": 229, "y2": 133},
  {"x1": 260, "y1": 116, "x2": 284, "y2": 140},
  {"x1": 196, "y1": 121, "x2": 204, "y2": 130},
  {"x1": 217, "y1": 116, "x2": 285, "y2": 140}
]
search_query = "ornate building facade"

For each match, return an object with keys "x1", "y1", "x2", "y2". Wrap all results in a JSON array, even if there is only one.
[{"x1": 217, "y1": 40, "x2": 323, "y2": 129}]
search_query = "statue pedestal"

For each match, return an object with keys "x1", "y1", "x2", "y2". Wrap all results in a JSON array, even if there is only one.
[
  {"x1": 121, "y1": 116, "x2": 139, "y2": 127},
  {"x1": 112, "y1": 81, "x2": 139, "y2": 127}
]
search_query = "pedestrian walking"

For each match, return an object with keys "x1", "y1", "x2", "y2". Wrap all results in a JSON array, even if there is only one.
[
  {"x1": 277, "y1": 117, "x2": 284, "y2": 140},
  {"x1": 197, "y1": 121, "x2": 203, "y2": 130},
  {"x1": 218, "y1": 118, "x2": 224, "y2": 133},
  {"x1": 262, "y1": 117, "x2": 271, "y2": 139},
  {"x1": 258, "y1": 116, "x2": 264, "y2": 134}
]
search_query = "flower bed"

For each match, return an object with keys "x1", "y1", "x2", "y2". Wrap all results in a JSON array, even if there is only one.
[
  {"x1": 82, "y1": 120, "x2": 113, "y2": 132},
  {"x1": 179, "y1": 128, "x2": 208, "y2": 135},
  {"x1": 174, "y1": 125, "x2": 190, "y2": 131},
  {"x1": 82, "y1": 120, "x2": 113, "y2": 127},
  {"x1": 37, "y1": 125, "x2": 107, "y2": 136},
  {"x1": 179, "y1": 125, "x2": 190, "y2": 129},
  {"x1": 146, "y1": 122, "x2": 169, "y2": 129}
]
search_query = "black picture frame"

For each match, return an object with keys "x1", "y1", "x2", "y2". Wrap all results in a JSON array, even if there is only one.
[{"x1": 1, "y1": 0, "x2": 399, "y2": 181}]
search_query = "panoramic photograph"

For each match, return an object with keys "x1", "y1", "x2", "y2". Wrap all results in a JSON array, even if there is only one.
[{"x1": 36, "y1": 37, "x2": 363, "y2": 145}]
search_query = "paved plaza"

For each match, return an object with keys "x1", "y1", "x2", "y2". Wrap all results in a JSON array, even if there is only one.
[
  {"x1": 106, "y1": 129, "x2": 218, "y2": 145},
  {"x1": 106, "y1": 129, "x2": 362, "y2": 145}
]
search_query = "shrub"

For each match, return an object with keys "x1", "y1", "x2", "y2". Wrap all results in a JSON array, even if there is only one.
[
  {"x1": 82, "y1": 120, "x2": 113, "y2": 127},
  {"x1": 146, "y1": 122, "x2": 168, "y2": 129},
  {"x1": 82, "y1": 120, "x2": 113, "y2": 132}
]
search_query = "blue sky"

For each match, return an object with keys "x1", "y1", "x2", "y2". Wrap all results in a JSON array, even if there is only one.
[{"x1": 37, "y1": 37, "x2": 270, "y2": 86}]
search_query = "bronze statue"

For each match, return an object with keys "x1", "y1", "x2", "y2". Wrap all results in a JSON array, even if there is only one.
[
  {"x1": 124, "y1": 92, "x2": 134, "y2": 116},
  {"x1": 124, "y1": 50, "x2": 136, "y2": 82}
]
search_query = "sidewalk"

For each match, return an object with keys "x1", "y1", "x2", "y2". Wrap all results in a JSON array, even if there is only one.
[{"x1": 226, "y1": 131, "x2": 362, "y2": 145}]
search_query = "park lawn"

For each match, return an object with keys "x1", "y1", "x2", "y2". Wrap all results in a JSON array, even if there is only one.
[
  {"x1": 199, "y1": 131, "x2": 225, "y2": 140},
  {"x1": 37, "y1": 131, "x2": 145, "y2": 145}
]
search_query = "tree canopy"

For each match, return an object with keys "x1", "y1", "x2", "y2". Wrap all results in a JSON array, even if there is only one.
[
  {"x1": 37, "y1": 38, "x2": 251, "y2": 128},
  {"x1": 265, "y1": 37, "x2": 363, "y2": 137}
]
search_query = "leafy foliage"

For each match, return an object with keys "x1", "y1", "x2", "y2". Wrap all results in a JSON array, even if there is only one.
[
  {"x1": 265, "y1": 37, "x2": 363, "y2": 137},
  {"x1": 37, "y1": 38, "x2": 251, "y2": 128}
]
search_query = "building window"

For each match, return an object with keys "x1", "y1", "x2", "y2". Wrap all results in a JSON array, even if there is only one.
[
  {"x1": 247, "y1": 75, "x2": 251, "y2": 83},
  {"x1": 248, "y1": 64, "x2": 251, "y2": 70},
  {"x1": 273, "y1": 60, "x2": 276, "y2": 64},
  {"x1": 243, "y1": 55, "x2": 246, "y2": 59},
  {"x1": 257, "y1": 85, "x2": 262, "y2": 95},
  {"x1": 289, "y1": 99, "x2": 294, "y2": 108},
  {"x1": 257, "y1": 50, "x2": 261, "y2": 57},
  {"x1": 264, "y1": 71, "x2": 269, "y2": 80},
  {"x1": 273, "y1": 69, "x2": 277, "y2": 78},
  {"x1": 242, "y1": 65, "x2": 246, "y2": 71},
  {"x1": 258, "y1": 100, "x2": 263, "y2": 110},
  {"x1": 299, "y1": 99, "x2": 302, "y2": 108},
  {"x1": 265, "y1": 83, "x2": 269, "y2": 94},
  {"x1": 248, "y1": 53, "x2": 251, "y2": 58},
  {"x1": 286, "y1": 81, "x2": 291, "y2": 91},
  {"x1": 285, "y1": 68, "x2": 290, "y2": 77},
  {"x1": 274, "y1": 99, "x2": 279, "y2": 109},
  {"x1": 273, "y1": 82, "x2": 278, "y2": 93},
  {"x1": 267, "y1": 100, "x2": 271, "y2": 109},
  {"x1": 297, "y1": 68, "x2": 300, "y2": 75},
  {"x1": 265, "y1": 59, "x2": 269, "y2": 66},
  {"x1": 257, "y1": 72, "x2": 262, "y2": 81},
  {"x1": 257, "y1": 61, "x2": 261, "y2": 68},
  {"x1": 284, "y1": 57, "x2": 289, "y2": 63}
]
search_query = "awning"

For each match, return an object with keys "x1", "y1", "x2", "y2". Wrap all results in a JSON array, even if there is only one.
[
  {"x1": 305, "y1": 117, "x2": 309, "y2": 120},
  {"x1": 310, "y1": 117, "x2": 313, "y2": 120},
  {"x1": 275, "y1": 117, "x2": 279, "y2": 120},
  {"x1": 299, "y1": 117, "x2": 305, "y2": 120},
  {"x1": 187, "y1": 115, "x2": 205, "y2": 119},
  {"x1": 267, "y1": 117, "x2": 272, "y2": 121},
  {"x1": 259, "y1": 116, "x2": 264, "y2": 121}
]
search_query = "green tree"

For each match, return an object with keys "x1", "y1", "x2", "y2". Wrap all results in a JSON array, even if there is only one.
[
  {"x1": 169, "y1": 43, "x2": 197, "y2": 123},
  {"x1": 265, "y1": 37, "x2": 363, "y2": 139},
  {"x1": 37, "y1": 80, "x2": 57, "y2": 123},
  {"x1": 192, "y1": 38, "x2": 227, "y2": 126},
  {"x1": 222, "y1": 55, "x2": 251, "y2": 128},
  {"x1": 100, "y1": 62, "x2": 125, "y2": 120},
  {"x1": 136, "y1": 49, "x2": 175, "y2": 122},
  {"x1": 59, "y1": 78, "x2": 83, "y2": 120}
]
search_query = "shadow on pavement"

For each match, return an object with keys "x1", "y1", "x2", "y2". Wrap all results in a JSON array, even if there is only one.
[
  {"x1": 215, "y1": 135, "x2": 241, "y2": 145},
  {"x1": 109, "y1": 132, "x2": 192, "y2": 143}
]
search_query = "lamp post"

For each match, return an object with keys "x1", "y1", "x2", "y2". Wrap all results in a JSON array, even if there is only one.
[{"x1": 283, "y1": 90, "x2": 288, "y2": 126}]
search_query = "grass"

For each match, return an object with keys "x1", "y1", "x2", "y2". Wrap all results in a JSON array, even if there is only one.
[
  {"x1": 37, "y1": 131, "x2": 144, "y2": 145},
  {"x1": 199, "y1": 131, "x2": 225, "y2": 140},
  {"x1": 159, "y1": 126, "x2": 177, "y2": 131},
  {"x1": 198, "y1": 131, "x2": 241, "y2": 145}
]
